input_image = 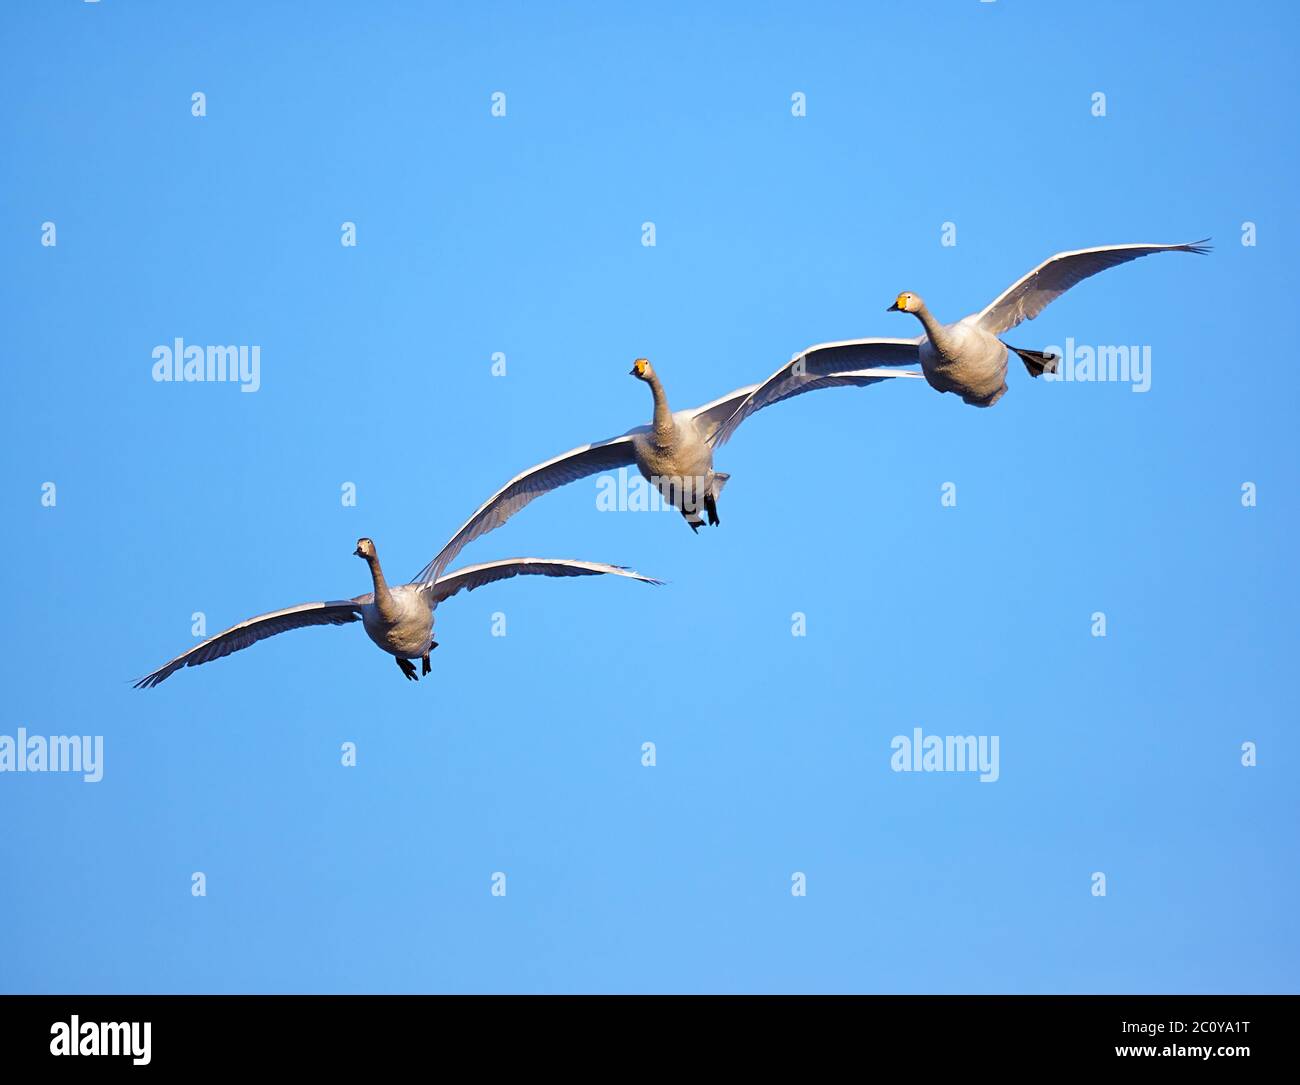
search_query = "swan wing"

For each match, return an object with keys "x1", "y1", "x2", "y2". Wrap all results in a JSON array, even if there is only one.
[
  {"x1": 427, "y1": 558, "x2": 662, "y2": 605},
  {"x1": 704, "y1": 337, "x2": 922, "y2": 449},
  {"x1": 974, "y1": 240, "x2": 1211, "y2": 335},
  {"x1": 135, "y1": 599, "x2": 363, "y2": 688},
  {"x1": 412, "y1": 434, "x2": 641, "y2": 585}
]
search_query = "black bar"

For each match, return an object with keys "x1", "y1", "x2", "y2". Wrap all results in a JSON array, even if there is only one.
[{"x1": 1, "y1": 994, "x2": 1289, "y2": 1071}]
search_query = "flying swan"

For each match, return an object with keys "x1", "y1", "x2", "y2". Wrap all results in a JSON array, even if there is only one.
[
  {"x1": 873, "y1": 240, "x2": 1210, "y2": 407},
  {"x1": 135, "y1": 539, "x2": 660, "y2": 687},
  {"x1": 413, "y1": 360, "x2": 922, "y2": 585}
]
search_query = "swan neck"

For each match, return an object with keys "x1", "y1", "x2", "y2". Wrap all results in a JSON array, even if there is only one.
[
  {"x1": 914, "y1": 304, "x2": 950, "y2": 350},
  {"x1": 366, "y1": 554, "x2": 397, "y2": 616},
  {"x1": 646, "y1": 372, "x2": 674, "y2": 441}
]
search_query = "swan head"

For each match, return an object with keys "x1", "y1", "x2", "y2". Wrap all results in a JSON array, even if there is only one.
[
  {"x1": 887, "y1": 292, "x2": 923, "y2": 314},
  {"x1": 353, "y1": 537, "x2": 376, "y2": 559},
  {"x1": 629, "y1": 357, "x2": 654, "y2": 381}
]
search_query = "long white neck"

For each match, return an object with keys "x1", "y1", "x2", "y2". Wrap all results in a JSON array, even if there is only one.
[
  {"x1": 645, "y1": 372, "x2": 674, "y2": 443},
  {"x1": 912, "y1": 303, "x2": 952, "y2": 353},
  {"x1": 365, "y1": 552, "x2": 398, "y2": 619}
]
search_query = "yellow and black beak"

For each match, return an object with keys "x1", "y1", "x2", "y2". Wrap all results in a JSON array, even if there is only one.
[
  {"x1": 886, "y1": 300, "x2": 901, "y2": 312},
  {"x1": 353, "y1": 546, "x2": 363, "y2": 557},
  {"x1": 629, "y1": 364, "x2": 640, "y2": 376}
]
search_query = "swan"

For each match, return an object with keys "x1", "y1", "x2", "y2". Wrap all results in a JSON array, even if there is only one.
[
  {"x1": 878, "y1": 241, "x2": 1210, "y2": 407},
  {"x1": 413, "y1": 360, "x2": 921, "y2": 585},
  {"x1": 134, "y1": 539, "x2": 660, "y2": 687}
]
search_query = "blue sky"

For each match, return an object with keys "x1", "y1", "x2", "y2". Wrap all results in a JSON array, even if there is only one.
[{"x1": 1, "y1": 0, "x2": 1296, "y2": 993}]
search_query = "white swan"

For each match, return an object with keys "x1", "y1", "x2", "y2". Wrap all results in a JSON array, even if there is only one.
[
  {"x1": 135, "y1": 539, "x2": 660, "y2": 687},
  {"x1": 878, "y1": 241, "x2": 1210, "y2": 407},
  {"x1": 414, "y1": 360, "x2": 921, "y2": 584}
]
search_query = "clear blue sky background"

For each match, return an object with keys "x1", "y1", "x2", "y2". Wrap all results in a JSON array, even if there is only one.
[{"x1": 2, "y1": 1, "x2": 1296, "y2": 994}]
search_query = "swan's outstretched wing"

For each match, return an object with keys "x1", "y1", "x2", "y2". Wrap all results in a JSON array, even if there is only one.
[
  {"x1": 134, "y1": 600, "x2": 364, "y2": 688},
  {"x1": 703, "y1": 337, "x2": 922, "y2": 449},
  {"x1": 427, "y1": 558, "x2": 661, "y2": 606},
  {"x1": 973, "y1": 240, "x2": 1211, "y2": 335},
  {"x1": 413, "y1": 434, "x2": 642, "y2": 586}
]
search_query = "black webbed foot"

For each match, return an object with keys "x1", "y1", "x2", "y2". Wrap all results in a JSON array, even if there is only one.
[{"x1": 396, "y1": 657, "x2": 419, "y2": 681}]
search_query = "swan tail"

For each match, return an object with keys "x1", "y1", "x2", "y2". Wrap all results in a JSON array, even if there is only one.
[{"x1": 1006, "y1": 344, "x2": 1059, "y2": 379}]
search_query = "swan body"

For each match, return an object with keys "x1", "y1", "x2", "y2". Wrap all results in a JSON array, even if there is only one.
[
  {"x1": 629, "y1": 421, "x2": 721, "y2": 528},
  {"x1": 360, "y1": 584, "x2": 434, "y2": 660},
  {"x1": 915, "y1": 316, "x2": 1011, "y2": 407},
  {"x1": 630, "y1": 409, "x2": 714, "y2": 485}
]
